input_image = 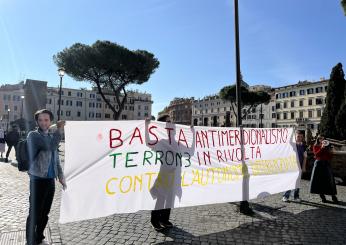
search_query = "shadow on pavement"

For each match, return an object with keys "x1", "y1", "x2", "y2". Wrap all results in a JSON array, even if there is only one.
[{"x1": 155, "y1": 203, "x2": 346, "y2": 244}]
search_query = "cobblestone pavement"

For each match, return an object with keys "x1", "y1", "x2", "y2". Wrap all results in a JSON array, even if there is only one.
[{"x1": 1, "y1": 145, "x2": 346, "y2": 244}]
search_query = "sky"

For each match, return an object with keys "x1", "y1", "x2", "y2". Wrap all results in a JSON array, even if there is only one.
[{"x1": 1, "y1": 0, "x2": 346, "y2": 116}]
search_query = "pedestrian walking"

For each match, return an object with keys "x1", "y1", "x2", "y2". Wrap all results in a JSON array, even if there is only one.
[
  {"x1": 282, "y1": 130, "x2": 307, "y2": 202},
  {"x1": 26, "y1": 109, "x2": 67, "y2": 245},
  {"x1": 4, "y1": 125, "x2": 20, "y2": 162},
  {"x1": 0, "y1": 127, "x2": 6, "y2": 160},
  {"x1": 309, "y1": 135, "x2": 339, "y2": 204}
]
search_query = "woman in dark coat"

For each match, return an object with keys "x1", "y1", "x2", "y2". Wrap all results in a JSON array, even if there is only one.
[{"x1": 310, "y1": 135, "x2": 339, "y2": 203}]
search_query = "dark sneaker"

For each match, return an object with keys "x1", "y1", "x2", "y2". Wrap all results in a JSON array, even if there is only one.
[
  {"x1": 151, "y1": 221, "x2": 165, "y2": 231},
  {"x1": 320, "y1": 194, "x2": 327, "y2": 203},
  {"x1": 332, "y1": 196, "x2": 339, "y2": 204},
  {"x1": 4, "y1": 158, "x2": 8, "y2": 163},
  {"x1": 240, "y1": 207, "x2": 255, "y2": 216},
  {"x1": 160, "y1": 220, "x2": 173, "y2": 228}
]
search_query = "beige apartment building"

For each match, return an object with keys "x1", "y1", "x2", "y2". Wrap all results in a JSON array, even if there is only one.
[
  {"x1": 46, "y1": 87, "x2": 152, "y2": 121},
  {"x1": 0, "y1": 82, "x2": 25, "y2": 130},
  {"x1": 191, "y1": 95, "x2": 237, "y2": 127},
  {"x1": 242, "y1": 91, "x2": 277, "y2": 128},
  {"x1": 0, "y1": 79, "x2": 153, "y2": 131},
  {"x1": 275, "y1": 79, "x2": 328, "y2": 136},
  {"x1": 158, "y1": 97, "x2": 193, "y2": 125}
]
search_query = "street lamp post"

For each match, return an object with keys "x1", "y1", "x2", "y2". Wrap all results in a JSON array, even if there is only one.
[
  {"x1": 234, "y1": 0, "x2": 242, "y2": 125},
  {"x1": 20, "y1": 95, "x2": 25, "y2": 119},
  {"x1": 7, "y1": 109, "x2": 11, "y2": 132},
  {"x1": 58, "y1": 67, "x2": 65, "y2": 121},
  {"x1": 234, "y1": 0, "x2": 254, "y2": 215}
]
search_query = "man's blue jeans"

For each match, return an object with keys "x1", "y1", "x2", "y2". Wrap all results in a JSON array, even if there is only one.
[{"x1": 283, "y1": 188, "x2": 300, "y2": 199}]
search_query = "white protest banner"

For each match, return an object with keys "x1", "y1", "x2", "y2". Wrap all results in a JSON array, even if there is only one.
[{"x1": 59, "y1": 120, "x2": 300, "y2": 223}]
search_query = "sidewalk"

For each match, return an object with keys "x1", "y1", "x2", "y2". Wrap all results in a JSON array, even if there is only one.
[{"x1": 1, "y1": 145, "x2": 346, "y2": 244}]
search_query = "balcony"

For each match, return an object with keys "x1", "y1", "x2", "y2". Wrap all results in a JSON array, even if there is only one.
[{"x1": 296, "y1": 118, "x2": 309, "y2": 123}]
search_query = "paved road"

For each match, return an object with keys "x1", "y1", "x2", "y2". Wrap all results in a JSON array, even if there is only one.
[{"x1": 1, "y1": 145, "x2": 346, "y2": 244}]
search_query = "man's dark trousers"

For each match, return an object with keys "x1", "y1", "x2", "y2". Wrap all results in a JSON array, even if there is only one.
[{"x1": 26, "y1": 178, "x2": 55, "y2": 245}]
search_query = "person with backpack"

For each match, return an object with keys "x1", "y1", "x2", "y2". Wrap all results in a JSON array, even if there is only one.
[
  {"x1": 0, "y1": 127, "x2": 5, "y2": 160},
  {"x1": 4, "y1": 125, "x2": 20, "y2": 162},
  {"x1": 26, "y1": 109, "x2": 67, "y2": 245}
]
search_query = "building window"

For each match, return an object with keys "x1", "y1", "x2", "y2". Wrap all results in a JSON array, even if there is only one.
[
  {"x1": 284, "y1": 102, "x2": 287, "y2": 108},
  {"x1": 272, "y1": 106, "x2": 275, "y2": 111},
  {"x1": 14, "y1": 106, "x2": 17, "y2": 111},
  {"x1": 299, "y1": 90, "x2": 305, "y2": 96},
  {"x1": 68, "y1": 91, "x2": 72, "y2": 96},
  {"x1": 138, "y1": 112, "x2": 141, "y2": 117},
  {"x1": 122, "y1": 115, "x2": 127, "y2": 120},
  {"x1": 272, "y1": 113, "x2": 276, "y2": 118},
  {"x1": 144, "y1": 106, "x2": 149, "y2": 110},
  {"x1": 271, "y1": 123, "x2": 276, "y2": 128},
  {"x1": 299, "y1": 100, "x2": 304, "y2": 107},
  {"x1": 316, "y1": 98, "x2": 323, "y2": 105},
  {"x1": 308, "y1": 110, "x2": 313, "y2": 118},
  {"x1": 276, "y1": 103, "x2": 281, "y2": 109},
  {"x1": 307, "y1": 88, "x2": 314, "y2": 94},
  {"x1": 76, "y1": 101, "x2": 82, "y2": 107},
  {"x1": 291, "y1": 101, "x2": 295, "y2": 108},
  {"x1": 66, "y1": 111, "x2": 71, "y2": 116},
  {"x1": 96, "y1": 113, "x2": 101, "y2": 118},
  {"x1": 77, "y1": 111, "x2": 81, "y2": 117},
  {"x1": 277, "y1": 113, "x2": 280, "y2": 120},
  {"x1": 283, "y1": 112, "x2": 287, "y2": 120},
  {"x1": 4, "y1": 105, "x2": 9, "y2": 110},
  {"x1": 289, "y1": 91, "x2": 296, "y2": 97},
  {"x1": 291, "y1": 112, "x2": 295, "y2": 119},
  {"x1": 317, "y1": 109, "x2": 322, "y2": 117},
  {"x1": 57, "y1": 100, "x2": 64, "y2": 105},
  {"x1": 299, "y1": 111, "x2": 304, "y2": 118},
  {"x1": 308, "y1": 124, "x2": 314, "y2": 129},
  {"x1": 308, "y1": 99, "x2": 313, "y2": 106},
  {"x1": 315, "y1": 87, "x2": 323, "y2": 93}
]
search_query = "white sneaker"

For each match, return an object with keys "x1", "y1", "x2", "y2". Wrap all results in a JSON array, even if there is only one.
[
  {"x1": 38, "y1": 240, "x2": 50, "y2": 245},
  {"x1": 294, "y1": 197, "x2": 301, "y2": 202},
  {"x1": 282, "y1": 196, "x2": 289, "y2": 202}
]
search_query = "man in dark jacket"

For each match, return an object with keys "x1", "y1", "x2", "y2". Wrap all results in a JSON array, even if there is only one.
[{"x1": 5, "y1": 125, "x2": 20, "y2": 162}]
